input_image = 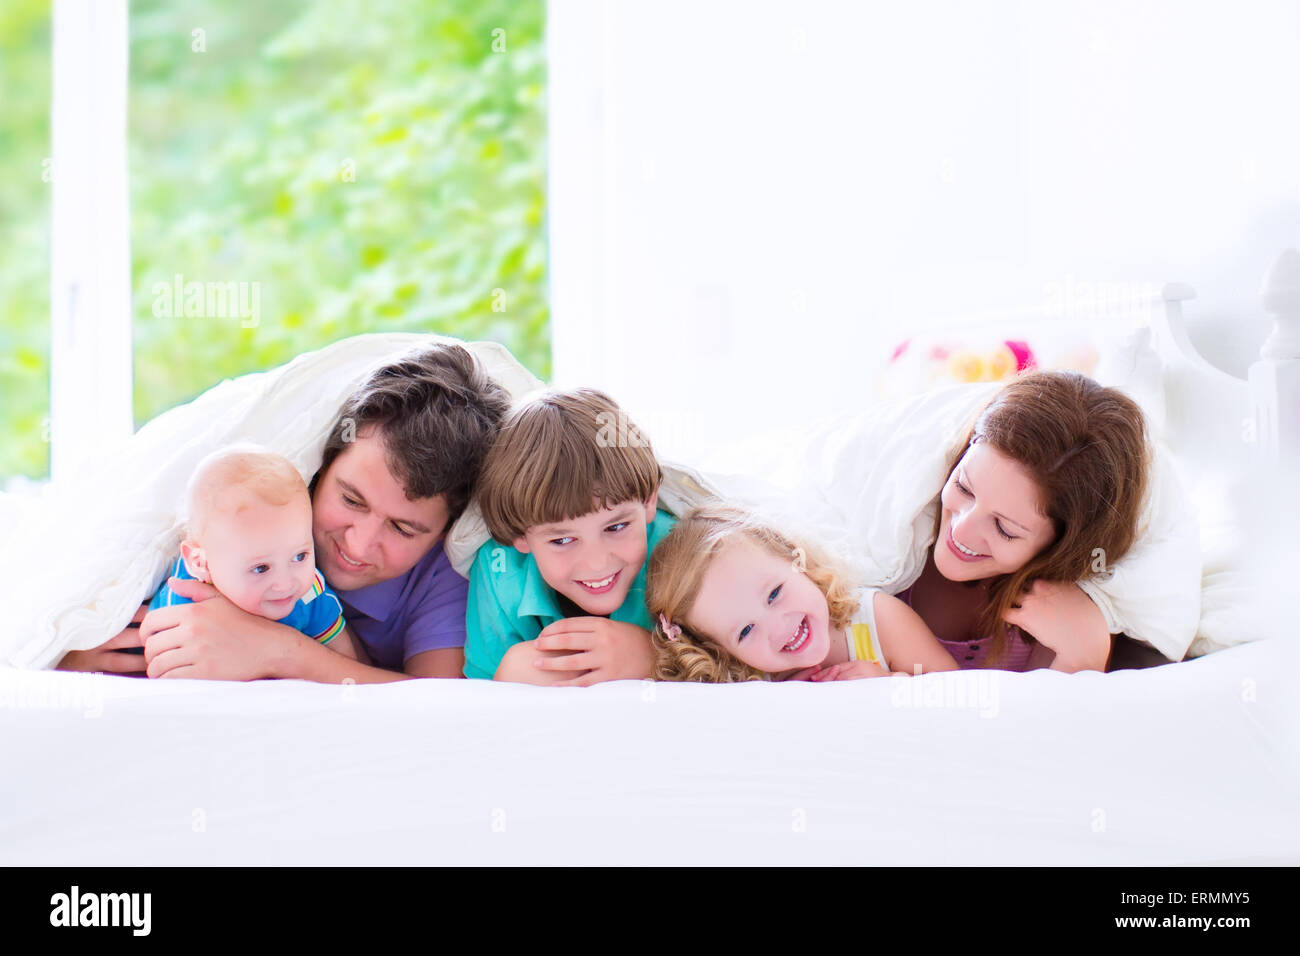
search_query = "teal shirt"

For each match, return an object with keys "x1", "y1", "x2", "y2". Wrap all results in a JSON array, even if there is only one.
[{"x1": 463, "y1": 509, "x2": 677, "y2": 679}]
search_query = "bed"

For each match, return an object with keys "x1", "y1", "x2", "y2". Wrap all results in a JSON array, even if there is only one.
[{"x1": 2, "y1": 254, "x2": 1298, "y2": 866}]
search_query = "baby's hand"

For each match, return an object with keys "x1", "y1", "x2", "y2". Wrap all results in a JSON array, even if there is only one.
[{"x1": 809, "y1": 660, "x2": 890, "y2": 681}]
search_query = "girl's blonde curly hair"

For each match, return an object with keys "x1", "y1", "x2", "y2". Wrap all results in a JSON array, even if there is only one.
[{"x1": 646, "y1": 502, "x2": 860, "y2": 682}]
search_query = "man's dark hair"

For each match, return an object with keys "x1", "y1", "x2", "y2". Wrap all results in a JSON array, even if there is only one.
[{"x1": 313, "y1": 343, "x2": 511, "y2": 525}]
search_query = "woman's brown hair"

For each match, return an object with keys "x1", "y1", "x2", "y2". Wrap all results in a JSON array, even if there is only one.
[{"x1": 943, "y1": 370, "x2": 1151, "y2": 661}]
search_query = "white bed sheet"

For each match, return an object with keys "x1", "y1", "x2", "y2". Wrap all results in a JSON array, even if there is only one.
[{"x1": 3, "y1": 639, "x2": 1296, "y2": 866}]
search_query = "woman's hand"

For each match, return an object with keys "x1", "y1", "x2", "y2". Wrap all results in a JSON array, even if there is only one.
[
  {"x1": 1002, "y1": 580, "x2": 1112, "y2": 673},
  {"x1": 139, "y1": 576, "x2": 292, "y2": 680},
  {"x1": 56, "y1": 604, "x2": 149, "y2": 675}
]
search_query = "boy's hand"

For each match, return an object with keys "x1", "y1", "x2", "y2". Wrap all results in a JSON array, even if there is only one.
[{"x1": 532, "y1": 618, "x2": 654, "y2": 686}]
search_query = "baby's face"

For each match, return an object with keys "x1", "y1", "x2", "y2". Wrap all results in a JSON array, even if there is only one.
[
  {"x1": 687, "y1": 537, "x2": 832, "y2": 675},
  {"x1": 193, "y1": 494, "x2": 317, "y2": 619}
]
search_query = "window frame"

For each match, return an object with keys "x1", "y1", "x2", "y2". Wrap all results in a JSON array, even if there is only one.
[{"x1": 48, "y1": 0, "x2": 133, "y2": 485}]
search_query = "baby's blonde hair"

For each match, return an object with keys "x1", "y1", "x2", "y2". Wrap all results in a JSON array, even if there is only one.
[
  {"x1": 183, "y1": 444, "x2": 309, "y2": 539},
  {"x1": 645, "y1": 503, "x2": 860, "y2": 682}
]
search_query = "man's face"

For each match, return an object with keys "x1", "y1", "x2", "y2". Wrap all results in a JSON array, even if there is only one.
[
  {"x1": 312, "y1": 429, "x2": 451, "y2": 591},
  {"x1": 514, "y1": 493, "x2": 659, "y2": 617}
]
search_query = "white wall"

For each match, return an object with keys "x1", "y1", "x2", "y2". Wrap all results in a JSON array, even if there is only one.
[{"x1": 549, "y1": 0, "x2": 1300, "y2": 463}]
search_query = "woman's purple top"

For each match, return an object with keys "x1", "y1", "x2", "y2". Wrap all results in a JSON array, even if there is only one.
[{"x1": 895, "y1": 585, "x2": 1036, "y2": 671}]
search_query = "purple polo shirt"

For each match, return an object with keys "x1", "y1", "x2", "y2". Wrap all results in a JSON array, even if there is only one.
[{"x1": 334, "y1": 539, "x2": 467, "y2": 671}]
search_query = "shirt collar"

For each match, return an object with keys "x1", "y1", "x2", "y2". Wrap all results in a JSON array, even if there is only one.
[{"x1": 516, "y1": 555, "x2": 563, "y2": 623}]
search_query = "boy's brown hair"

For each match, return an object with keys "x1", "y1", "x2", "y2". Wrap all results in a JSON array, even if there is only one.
[{"x1": 477, "y1": 388, "x2": 663, "y2": 544}]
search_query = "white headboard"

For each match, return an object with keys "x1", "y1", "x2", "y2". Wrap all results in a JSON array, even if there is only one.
[{"x1": 1151, "y1": 248, "x2": 1300, "y2": 472}]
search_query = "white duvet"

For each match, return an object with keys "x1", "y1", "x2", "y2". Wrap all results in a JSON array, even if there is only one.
[
  {"x1": 2, "y1": 638, "x2": 1296, "y2": 865},
  {"x1": 2, "y1": 333, "x2": 1211, "y2": 670},
  {"x1": 1, "y1": 333, "x2": 1293, "y2": 867}
]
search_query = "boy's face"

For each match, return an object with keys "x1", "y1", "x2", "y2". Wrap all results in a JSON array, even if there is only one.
[
  {"x1": 183, "y1": 493, "x2": 317, "y2": 620},
  {"x1": 515, "y1": 491, "x2": 659, "y2": 617}
]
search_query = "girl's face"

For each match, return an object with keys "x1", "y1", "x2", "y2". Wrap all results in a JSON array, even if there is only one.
[
  {"x1": 934, "y1": 441, "x2": 1056, "y2": 582},
  {"x1": 687, "y1": 537, "x2": 832, "y2": 674}
]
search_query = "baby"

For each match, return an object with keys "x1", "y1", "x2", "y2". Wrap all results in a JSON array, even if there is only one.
[{"x1": 147, "y1": 445, "x2": 357, "y2": 658}]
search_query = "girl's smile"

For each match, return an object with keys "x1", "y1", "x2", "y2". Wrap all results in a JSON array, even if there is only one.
[{"x1": 688, "y1": 538, "x2": 833, "y2": 674}]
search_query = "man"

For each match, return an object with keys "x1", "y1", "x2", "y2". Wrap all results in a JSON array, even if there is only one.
[{"x1": 58, "y1": 344, "x2": 510, "y2": 682}]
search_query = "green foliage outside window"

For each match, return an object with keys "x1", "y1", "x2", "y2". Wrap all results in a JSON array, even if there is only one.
[{"x1": 0, "y1": 0, "x2": 548, "y2": 481}]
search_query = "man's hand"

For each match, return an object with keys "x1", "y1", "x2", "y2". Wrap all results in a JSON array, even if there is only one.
[
  {"x1": 530, "y1": 618, "x2": 655, "y2": 687},
  {"x1": 1002, "y1": 580, "x2": 1113, "y2": 673},
  {"x1": 140, "y1": 576, "x2": 290, "y2": 680},
  {"x1": 56, "y1": 603, "x2": 149, "y2": 675}
]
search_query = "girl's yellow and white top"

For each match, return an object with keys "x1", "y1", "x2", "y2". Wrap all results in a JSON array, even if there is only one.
[{"x1": 845, "y1": 587, "x2": 888, "y2": 669}]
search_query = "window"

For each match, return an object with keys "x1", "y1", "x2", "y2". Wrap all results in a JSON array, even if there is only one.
[
  {"x1": 130, "y1": 0, "x2": 549, "y2": 427},
  {"x1": 0, "y1": 0, "x2": 51, "y2": 484},
  {"x1": 1, "y1": 0, "x2": 548, "y2": 486}
]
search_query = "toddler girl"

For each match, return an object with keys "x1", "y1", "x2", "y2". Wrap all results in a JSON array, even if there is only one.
[{"x1": 646, "y1": 504, "x2": 959, "y2": 681}]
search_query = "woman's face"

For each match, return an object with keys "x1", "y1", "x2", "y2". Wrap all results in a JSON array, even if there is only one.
[
  {"x1": 686, "y1": 537, "x2": 832, "y2": 674},
  {"x1": 311, "y1": 429, "x2": 451, "y2": 591},
  {"x1": 933, "y1": 441, "x2": 1056, "y2": 582}
]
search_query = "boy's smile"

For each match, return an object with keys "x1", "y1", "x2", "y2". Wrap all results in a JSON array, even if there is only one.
[{"x1": 515, "y1": 492, "x2": 659, "y2": 617}]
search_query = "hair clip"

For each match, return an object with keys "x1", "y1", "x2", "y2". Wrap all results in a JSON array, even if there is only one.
[{"x1": 658, "y1": 613, "x2": 681, "y2": 642}]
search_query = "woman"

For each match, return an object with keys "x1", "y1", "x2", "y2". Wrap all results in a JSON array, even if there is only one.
[
  {"x1": 900, "y1": 370, "x2": 1153, "y2": 672},
  {"x1": 702, "y1": 368, "x2": 1200, "y2": 673}
]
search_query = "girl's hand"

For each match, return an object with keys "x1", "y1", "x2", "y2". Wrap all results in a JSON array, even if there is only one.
[
  {"x1": 1002, "y1": 580, "x2": 1112, "y2": 673},
  {"x1": 808, "y1": 660, "x2": 891, "y2": 681}
]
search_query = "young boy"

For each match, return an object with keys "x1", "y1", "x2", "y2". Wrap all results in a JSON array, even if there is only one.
[
  {"x1": 147, "y1": 445, "x2": 359, "y2": 660},
  {"x1": 463, "y1": 389, "x2": 675, "y2": 684}
]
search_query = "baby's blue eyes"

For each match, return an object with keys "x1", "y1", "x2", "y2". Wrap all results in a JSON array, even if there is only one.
[{"x1": 250, "y1": 552, "x2": 310, "y2": 574}]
